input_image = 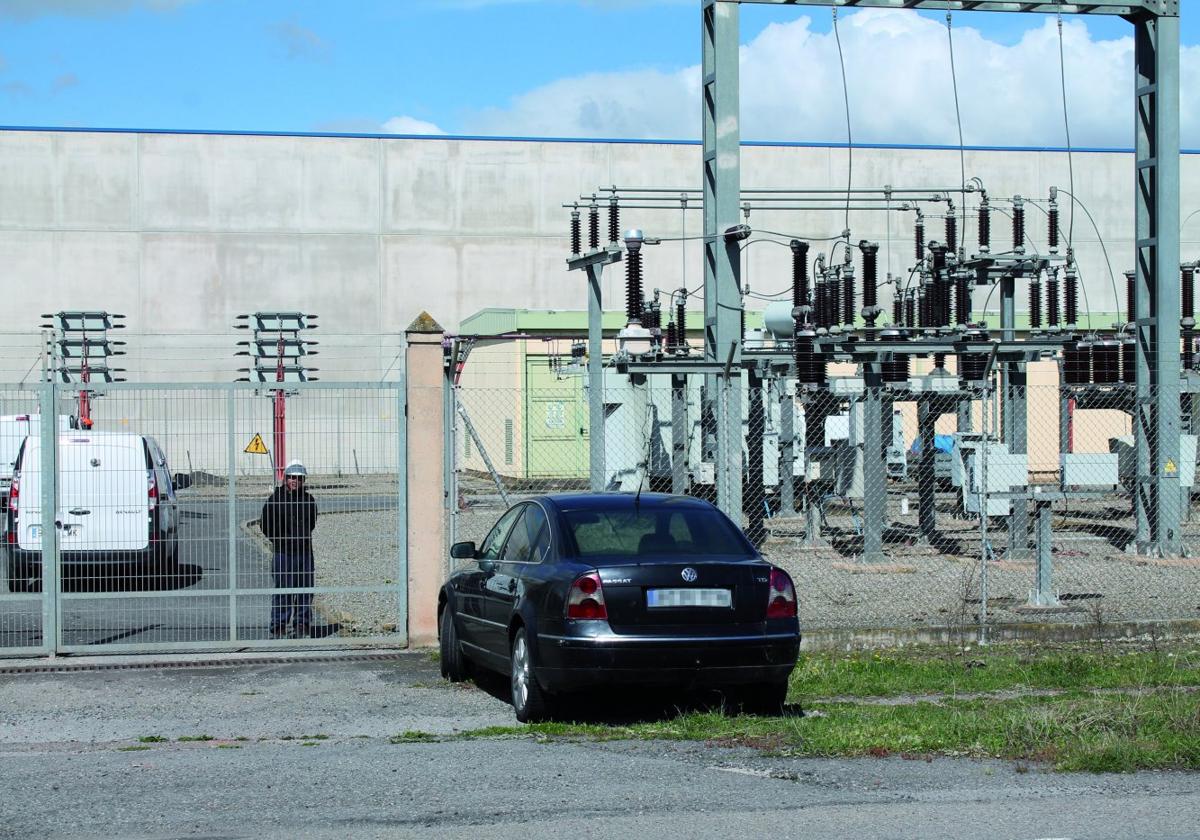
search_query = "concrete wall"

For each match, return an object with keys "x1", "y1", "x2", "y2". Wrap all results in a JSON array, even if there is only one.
[{"x1": 2, "y1": 128, "x2": 1198, "y2": 385}]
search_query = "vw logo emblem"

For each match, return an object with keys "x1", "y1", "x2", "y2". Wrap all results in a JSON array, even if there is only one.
[{"x1": 681, "y1": 567, "x2": 698, "y2": 583}]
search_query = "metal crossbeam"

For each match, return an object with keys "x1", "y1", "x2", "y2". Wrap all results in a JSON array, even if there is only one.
[{"x1": 722, "y1": 0, "x2": 1176, "y2": 17}]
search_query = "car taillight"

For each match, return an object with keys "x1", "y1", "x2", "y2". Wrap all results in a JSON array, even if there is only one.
[
  {"x1": 566, "y1": 571, "x2": 608, "y2": 620},
  {"x1": 766, "y1": 567, "x2": 797, "y2": 619},
  {"x1": 8, "y1": 472, "x2": 18, "y2": 514},
  {"x1": 147, "y1": 470, "x2": 158, "y2": 507}
]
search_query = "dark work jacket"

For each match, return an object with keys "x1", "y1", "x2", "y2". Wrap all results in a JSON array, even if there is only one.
[{"x1": 260, "y1": 485, "x2": 318, "y2": 558}]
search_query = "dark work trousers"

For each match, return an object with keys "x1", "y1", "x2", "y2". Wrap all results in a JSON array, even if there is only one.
[{"x1": 271, "y1": 552, "x2": 314, "y2": 632}]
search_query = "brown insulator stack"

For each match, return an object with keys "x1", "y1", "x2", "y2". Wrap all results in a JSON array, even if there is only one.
[
  {"x1": 570, "y1": 208, "x2": 582, "y2": 256},
  {"x1": 1046, "y1": 272, "x2": 1060, "y2": 328},
  {"x1": 1092, "y1": 337, "x2": 1120, "y2": 385},
  {"x1": 1182, "y1": 264, "x2": 1195, "y2": 370},
  {"x1": 588, "y1": 202, "x2": 600, "y2": 250},
  {"x1": 1029, "y1": 277, "x2": 1042, "y2": 331}
]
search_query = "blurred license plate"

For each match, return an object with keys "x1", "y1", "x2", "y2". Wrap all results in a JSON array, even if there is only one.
[{"x1": 646, "y1": 588, "x2": 731, "y2": 608}]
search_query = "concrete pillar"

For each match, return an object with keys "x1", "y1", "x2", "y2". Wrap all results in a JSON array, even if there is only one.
[{"x1": 405, "y1": 313, "x2": 445, "y2": 648}]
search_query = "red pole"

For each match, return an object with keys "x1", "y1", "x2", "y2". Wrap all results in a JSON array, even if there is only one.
[
  {"x1": 273, "y1": 336, "x2": 286, "y2": 483},
  {"x1": 79, "y1": 339, "x2": 93, "y2": 429}
]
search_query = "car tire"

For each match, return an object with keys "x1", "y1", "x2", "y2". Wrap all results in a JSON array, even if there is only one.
[
  {"x1": 734, "y1": 681, "x2": 789, "y2": 716},
  {"x1": 439, "y1": 604, "x2": 469, "y2": 683},
  {"x1": 510, "y1": 627, "x2": 554, "y2": 723}
]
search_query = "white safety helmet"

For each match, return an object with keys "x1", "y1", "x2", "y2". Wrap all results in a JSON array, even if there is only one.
[{"x1": 283, "y1": 460, "x2": 308, "y2": 478}]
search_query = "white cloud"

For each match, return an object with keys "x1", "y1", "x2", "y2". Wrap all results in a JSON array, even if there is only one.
[
  {"x1": 268, "y1": 19, "x2": 330, "y2": 62},
  {"x1": 0, "y1": 0, "x2": 191, "y2": 17},
  {"x1": 382, "y1": 115, "x2": 447, "y2": 136},
  {"x1": 452, "y1": 9, "x2": 1200, "y2": 148}
]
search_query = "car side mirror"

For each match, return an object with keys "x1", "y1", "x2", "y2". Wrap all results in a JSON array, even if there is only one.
[
  {"x1": 173, "y1": 473, "x2": 193, "y2": 490},
  {"x1": 477, "y1": 559, "x2": 496, "y2": 574},
  {"x1": 450, "y1": 541, "x2": 477, "y2": 560}
]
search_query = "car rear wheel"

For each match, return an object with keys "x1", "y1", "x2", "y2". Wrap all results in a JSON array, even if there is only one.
[
  {"x1": 734, "y1": 681, "x2": 789, "y2": 716},
  {"x1": 510, "y1": 628, "x2": 554, "y2": 723},
  {"x1": 439, "y1": 604, "x2": 469, "y2": 683}
]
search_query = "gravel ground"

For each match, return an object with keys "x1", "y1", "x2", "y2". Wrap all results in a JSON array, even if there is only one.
[{"x1": 2, "y1": 656, "x2": 1198, "y2": 840}]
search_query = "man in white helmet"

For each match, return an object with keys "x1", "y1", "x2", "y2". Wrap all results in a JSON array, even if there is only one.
[{"x1": 260, "y1": 460, "x2": 319, "y2": 638}]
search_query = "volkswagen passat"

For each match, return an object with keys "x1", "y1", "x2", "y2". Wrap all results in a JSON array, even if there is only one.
[{"x1": 438, "y1": 493, "x2": 800, "y2": 722}]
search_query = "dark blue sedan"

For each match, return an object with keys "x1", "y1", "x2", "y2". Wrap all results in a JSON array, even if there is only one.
[{"x1": 438, "y1": 493, "x2": 801, "y2": 722}]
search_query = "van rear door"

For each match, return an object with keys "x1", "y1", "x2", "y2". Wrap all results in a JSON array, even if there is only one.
[{"x1": 57, "y1": 437, "x2": 149, "y2": 554}]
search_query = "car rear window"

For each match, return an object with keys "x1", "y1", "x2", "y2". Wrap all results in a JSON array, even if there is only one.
[{"x1": 562, "y1": 505, "x2": 753, "y2": 560}]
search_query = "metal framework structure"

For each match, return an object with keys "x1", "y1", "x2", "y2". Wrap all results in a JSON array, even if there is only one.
[{"x1": 701, "y1": 0, "x2": 1182, "y2": 555}]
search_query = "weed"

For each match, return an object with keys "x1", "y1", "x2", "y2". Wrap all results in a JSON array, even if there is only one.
[
  {"x1": 390, "y1": 731, "x2": 439, "y2": 743},
  {"x1": 137, "y1": 735, "x2": 167, "y2": 743},
  {"x1": 217, "y1": 744, "x2": 242, "y2": 750},
  {"x1": 177, "y1": 734, "x2": 214, "y2": 742},
  {"x1": 118, "y1": 745, "x2": 151, "y2": 752}
]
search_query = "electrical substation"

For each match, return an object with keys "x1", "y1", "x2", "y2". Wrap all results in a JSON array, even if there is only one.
[{"x1": 560, "y1": 0, "x2": 1187, "y2": 614}]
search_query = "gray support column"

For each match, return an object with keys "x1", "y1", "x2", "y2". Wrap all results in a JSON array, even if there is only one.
[
  {"x1": 746, "y1": 372, "x2": 766, "y2": 544},
  {"x1": 586, "y1": 266, "x2": 606, "y2": 492},
  {"x1": 957, "y1": 399, "x2": 972, "y2": 435},
  {"x1": 862, "y1": 369, "x2": 887, "y2": 563},
  {"x1": 917, "y1": 398, "x2": 937, "y2": 543},
  {"x1": 702, "y1": 0, "x2": 743, "y2": 521},
  {"x1": 779, "y1": 380, "x2": 795, "y2": 514},
  {"x1": 671, "y1": 374, "x2": 688, "y2": 495},
  {"x1": 226, "y1": 388, "x2": 238, "y2": 642},
  {"x1": 1029, "y1": 499, "x2": 1059, "y2": 607},
  {"x1": 1134, "y1": 12, "x2": 1183, "y2": 556},
  {"x1": 442, "y1": 363, "x2": 458, "y2": 547},
  {"x1": 1000, "y1": 274, "x2": 1031, "y2": 559},
  {"x1": 39, "y1": 381, "x2": 58, "y2": 652}
]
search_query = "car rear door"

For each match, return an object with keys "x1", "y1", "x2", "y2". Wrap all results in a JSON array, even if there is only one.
[{"x1": 58, "y1": 437, "x2": 148, "y2": 554}]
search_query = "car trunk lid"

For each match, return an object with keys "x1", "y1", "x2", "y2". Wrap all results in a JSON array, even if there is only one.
[{"x1": 598, "y1": 558, "x2": 771, "y2": 634}]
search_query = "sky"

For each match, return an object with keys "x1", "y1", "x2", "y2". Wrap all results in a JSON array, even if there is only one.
[{"x1": 1, "y1": 0, "x2": 1198, "y2": 149}]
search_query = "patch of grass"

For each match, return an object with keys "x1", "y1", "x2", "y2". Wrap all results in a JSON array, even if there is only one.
[
  {"x1": 389, "y1": 731, "x2": 439, "y2": 743},
  {"x1": 790, "y1": 645, "x2": 1200, "y2": 699},
  {"x1": 118, "y1": 745, "x2": 152, "y2": 752},
  {"x1": 137, "y1": 735, "x2": 167, "y2": 743},
  {"x1": 301, "y1": 741, "x2": 320, "y2": 747},
  {"x1": 452, "y1": 689, "x2": 1198, "y2": 773},
  {"x1": 298, "y1": 734, "x2": 329, "y2": 740},
  {"x1": 217, "y1": 744, "x2": 242, "y2": 750},
  {"x1": 176, "y1": 734, "x2": 215, "y2": 742}
]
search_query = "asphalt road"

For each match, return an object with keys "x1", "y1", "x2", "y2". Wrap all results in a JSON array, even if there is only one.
[
  {"x1": 0, "y1": 492, "x2": 398, "y2": 651},
  {"x1": 0, "y1": 653, "x2": 1195, "y2": 840}
]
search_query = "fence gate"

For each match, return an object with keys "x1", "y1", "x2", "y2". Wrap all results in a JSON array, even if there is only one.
[{"x1": 0, "y1": 380, "x2": 408, "y2": 657}]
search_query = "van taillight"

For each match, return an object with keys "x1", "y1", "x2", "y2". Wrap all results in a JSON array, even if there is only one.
[
  {"x1": 147, "y1": 471, "x2": 158, "y2": 506},
  {"x1": 566, "y1": 572, "x2": 608, "y2": 620},
  {"x1": 766, "y1": 567, "x2": 797, "y2": 619},
  {"x1": 8, "y1": 473, "x2": 18, "y2": 514}
]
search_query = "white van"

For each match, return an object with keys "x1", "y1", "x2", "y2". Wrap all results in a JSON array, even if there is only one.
[
  {"x1": 4, "y1": 431, "x2": 190, "y2": 591},
  {"x1": 0, "y1": 415, "x2": 73, "y2": 514}
]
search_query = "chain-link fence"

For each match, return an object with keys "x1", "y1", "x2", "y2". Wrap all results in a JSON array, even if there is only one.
[
  {"x1": 0, "y1": 380, "x2": 407, "y2": 656},
  {"x1": 450, "y1": 349, "x2": 1200, "y2": 641}
]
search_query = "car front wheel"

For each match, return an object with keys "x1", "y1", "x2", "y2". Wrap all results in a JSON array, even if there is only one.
[
  {"x1": 510, "y1": 628, "x2": 554, "y2": 723},
  {"x1": 439, "y1": 604, "x2": 469, "y2": 683}
]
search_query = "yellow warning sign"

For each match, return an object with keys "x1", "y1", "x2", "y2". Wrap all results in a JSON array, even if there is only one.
[
  {"x1": 244, "y1": 433, "x2": 269, "y2": 455},
  {"x1": 1165, "y1": 459, "x2": 1178, "y2": 476}
]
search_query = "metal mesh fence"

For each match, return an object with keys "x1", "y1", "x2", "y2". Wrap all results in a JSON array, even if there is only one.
[
  {"x1": 451, "y1": 352, "x2": 1200, "y2": 640},
  {"x1": 0, "y1": 381, "x2": 406, "y2": 656}
]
